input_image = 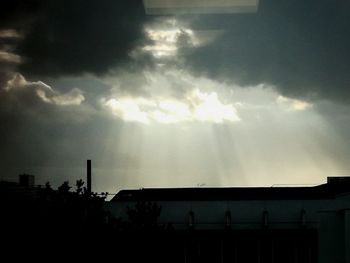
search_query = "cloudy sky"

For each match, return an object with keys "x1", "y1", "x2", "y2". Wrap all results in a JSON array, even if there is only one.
[{"x1": 1, "y1": 0, "x2": 350, "y2": 194}]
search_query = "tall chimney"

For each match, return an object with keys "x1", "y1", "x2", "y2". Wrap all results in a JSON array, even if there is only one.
[{"x1": 87, "y1": 159, "x2": 91, "y2": 195}]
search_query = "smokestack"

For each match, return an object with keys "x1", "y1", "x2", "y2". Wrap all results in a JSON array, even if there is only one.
[{"x1": 87, "y1": 160, "x2": 91, "y2": 195}]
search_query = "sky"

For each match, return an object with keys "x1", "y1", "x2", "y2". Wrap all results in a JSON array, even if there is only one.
[{"x1": 1, "y1": 0, "x2": 350, "y2": 194}]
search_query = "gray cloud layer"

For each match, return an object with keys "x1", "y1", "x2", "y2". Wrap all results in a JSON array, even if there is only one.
[{"x1": 0, "y1": 73, "x2": 134, "y2": 186}]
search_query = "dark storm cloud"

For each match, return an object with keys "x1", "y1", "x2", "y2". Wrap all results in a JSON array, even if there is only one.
[
  {"x1": 184, "y1": 0, "x2": 350, "y2": 102},
  {"x1": 1, "y1": 0, "x2": 152, "y2": 78},
  {"x1": 0, "y1": 0, "x2": 44, "y2": 29},
  {"x1": 0, "y1": 72, "x2": 13, "y2": 89}
]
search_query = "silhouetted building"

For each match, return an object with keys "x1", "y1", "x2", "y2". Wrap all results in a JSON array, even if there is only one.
[
  {"x1": 0, "y1": 174, "x2": 43, "y2": 240},
  {"x1": 1, "y1": 174, "x2": 40, "y2": 202},
  {"x1": 107, "y1": 176, "x2": 350, "y2": 263},
  {"x1": 19, "y1": 174, "x2": 35, "y2": 188}
]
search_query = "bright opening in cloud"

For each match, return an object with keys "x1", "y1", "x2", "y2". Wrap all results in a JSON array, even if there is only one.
[
  {"x1": 102, "y1": 89, "x2": 240, "y2": 124},
  {"x1": 276, "y1": 95, "x2": 313, "y2": 111},
  {"x1": 143, "y1": 23, "x2": 198, "y2": 58},
  {"x1": 188, "y1": 89, "x2": 240, "y2": 123},
  {"x1": 103, "y1": 98, "x2": 151, "y2": 124}
]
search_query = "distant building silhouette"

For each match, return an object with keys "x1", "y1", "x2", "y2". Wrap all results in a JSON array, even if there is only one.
[
  {"x1": 1, "y1": 174, "x2": 40, "y2": 202},
  {"x1": 19, "y1": 174, "x2": 35, "y2": 187},
  {"x1": 107, "y1": 176, "x2": 350, "y2": 263}
]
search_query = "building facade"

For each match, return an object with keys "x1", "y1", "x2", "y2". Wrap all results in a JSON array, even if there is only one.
[{"x1": 107, "y1": 177, "x2": 350, "y2": 263}]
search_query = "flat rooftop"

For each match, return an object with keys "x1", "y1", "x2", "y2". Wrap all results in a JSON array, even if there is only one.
[{"x1": 111, "y1": 177, "x2": 350, "y2": 201}]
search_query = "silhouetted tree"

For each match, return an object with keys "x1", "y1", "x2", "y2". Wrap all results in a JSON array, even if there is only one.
[
  {"x1": 36, "y1": 179, "x2": 109, "y2": 236},
  {"x1": 58, "y1": 181, "x2": 71, "y2": 193},
  {"x1": 76, "y1": 179, "x2": 84, "y2": 195}
]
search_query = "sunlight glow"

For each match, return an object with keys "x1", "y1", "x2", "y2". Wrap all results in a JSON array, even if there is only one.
[
  {"x1": 98, "y1": 68, "x2": 343, "y2": 189},
  {"x1": 189, "y1": 89, "x2": 240, "y2": 123}
]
